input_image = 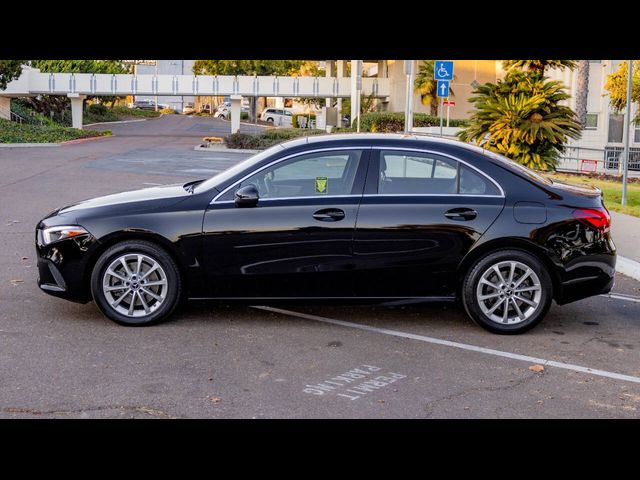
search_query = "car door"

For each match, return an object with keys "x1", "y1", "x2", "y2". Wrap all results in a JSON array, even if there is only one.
[
  {"x1": 352, "y1": 148, "x2": 505, "y2": 298},
  {"x1": 201, "y1": 148, "x2": 370, "y2": 298}
]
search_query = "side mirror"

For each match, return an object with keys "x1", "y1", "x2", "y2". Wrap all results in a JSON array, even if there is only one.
[{"x1": 234, "y1": 184, "x2": 259, "y2": 207}]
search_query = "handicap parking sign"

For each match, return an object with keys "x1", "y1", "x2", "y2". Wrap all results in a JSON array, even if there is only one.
[{"x1": 434, "y1": 61, "x2": 454, "y2": 81}]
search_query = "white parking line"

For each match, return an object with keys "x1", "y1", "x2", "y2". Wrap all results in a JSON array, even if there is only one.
[
  {"x1": 600, "y1": 293, "x2": 640, "y2": 303},
  {"x1": 252, "y1": 305, "x2": 640, "y2": 385}
]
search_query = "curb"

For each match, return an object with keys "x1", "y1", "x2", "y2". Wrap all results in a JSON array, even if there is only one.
[
  {"x1": 193, "y1": 145, "x2": 264, "y2": 154},
  {"x1": 60, "y1": 135, "x2": 113, "y2": 146},
  {"x1": 83, "y1": 119, "x2": 147, "y2": 127},
  {"x1": 617, "y1": 256, "x2": 640, "y2": 282},
  {"x1": 0, "y1": 143, "x2": 60, "y2": 147}
]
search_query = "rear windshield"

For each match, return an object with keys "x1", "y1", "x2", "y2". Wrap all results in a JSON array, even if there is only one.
[{"x1": 482, "y1": 150, "x2": 552, "y2": 185}]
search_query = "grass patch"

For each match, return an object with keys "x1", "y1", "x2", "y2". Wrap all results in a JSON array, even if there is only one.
[
  {"x1": 225, "y1": 128, "x2": 326, "y2": 149},
  {"x1": 546, "y1": 172, "x2": 640, "y2": 218},
  {"x1": 0, "y1": 118, "x2": 110, "y2": 143}
]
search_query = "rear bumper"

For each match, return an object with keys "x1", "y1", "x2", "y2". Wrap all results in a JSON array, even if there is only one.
[{"x1": 555, "y1": 252, "x2": 616, "y2": 305}]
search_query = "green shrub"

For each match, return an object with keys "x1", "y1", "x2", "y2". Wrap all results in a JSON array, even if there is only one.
[
  {"x1": 0, "y1": 118, "x2": 110, "y2": 143},
  {"x1": 292, "y1": 113, "x2": 316, "y2": 128},
  {"x1": 112, "y1": 107, "x2": 161, "y2": 118},
  {"x1": 160, "y1": 108, "x2": 176, "y2": 114},
  {"x1": 87, "y1": 103, "x2": 108, "y2": 116},
  {"x1": 357, "y1": 112, "x2": 469, "y2": 132},
  {"x1": 225, "y1": 128, "x2": 325, "y2": 149}
]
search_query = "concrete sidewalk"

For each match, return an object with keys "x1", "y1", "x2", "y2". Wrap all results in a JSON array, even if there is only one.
[{"x1": 611, "y1": 211, "x2": 640, "y2": 280}]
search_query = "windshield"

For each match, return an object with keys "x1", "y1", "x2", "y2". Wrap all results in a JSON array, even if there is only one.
[
  {"x1": 482, "y1": 150, "x2": 552, "y2": 185},
  {"x1": 192, "y1": 144, "x2": 284, "y2": 194}
]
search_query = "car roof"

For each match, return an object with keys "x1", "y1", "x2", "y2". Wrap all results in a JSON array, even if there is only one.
[{"x1": 280, "y1": 133, "x2": 487, "y2": 155}]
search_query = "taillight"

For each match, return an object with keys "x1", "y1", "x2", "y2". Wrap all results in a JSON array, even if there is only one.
[{"x1": 572, "y1": 207, "x2": 611, "y2": 233}]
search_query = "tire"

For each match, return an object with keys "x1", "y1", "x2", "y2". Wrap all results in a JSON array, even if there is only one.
[
  {"x1": 461, "y1": 249, "x2": 552, "y2": 334},
  {"x1": 91, "y1": 240, "x2": 182, "y2": 326},
  {"x1": 266, "y1": 117, "x2": 274, "y2": 123}
]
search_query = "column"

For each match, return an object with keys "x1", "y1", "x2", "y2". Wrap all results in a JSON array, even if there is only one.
[
  {"x1": 325, "y1": 60, "x2": 334, "y2": 107},
  {"x1": 350, "y1": 60, "x2": 361, "y2": 126},
  {"x1": 336, "y1": 60, "x2": 347, "y2": 125},
  {"x1": 68, "y1": 93, "x2": 86, "y2": 129},
  {"x1": 230, "y1": 95, "x2": 242, "y2": 134},
  {"x1": 0, "y1": 97, "x2": 11, "y2": 120}
]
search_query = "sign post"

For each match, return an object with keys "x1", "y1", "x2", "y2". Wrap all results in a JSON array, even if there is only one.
[
  {"x1": 443, "y1": 100, "x2": 455, "y2": 127},
  {"x1": 434, "y1": 61, "x2": 454, "y2": 137},
  {"x1": 404, "y1": 60, "x2": 414, "y2": 133}
]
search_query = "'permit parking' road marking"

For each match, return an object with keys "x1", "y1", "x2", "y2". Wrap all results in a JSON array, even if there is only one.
[{"x1": 252, "y1": 305, "x2": 640, "y2": 386}]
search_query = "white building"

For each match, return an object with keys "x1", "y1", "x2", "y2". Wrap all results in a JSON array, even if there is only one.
[
  {"x1": 135, "y1": 60, "x2": 195, "y2": 112},
  {"x1": 547, "y1": 60, "x2": 640, "y2": 172}
]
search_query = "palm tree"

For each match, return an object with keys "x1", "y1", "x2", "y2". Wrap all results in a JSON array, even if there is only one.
[
  {"x1": 458, "y1": 69, "x2": 582, "y2": 170},
  {"x1": 414, "y1": 60, "x2": 454, "y2": 115},
  {"x1": 574, "y1": 60, "x2": 589, "y2": 127},
  {"x1": 502, "y1": 60, "x2": 577, "y2": 74}
]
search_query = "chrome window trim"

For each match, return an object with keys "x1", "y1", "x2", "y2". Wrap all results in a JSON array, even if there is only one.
[
  {"x1": 214, "y1": 194, "x2": 362, "y2": 205},
  {"x1": 363, "y1": 194, "x2": 504, "y2": 199},
  {"x1": 375, "y1": 147, "x2": 506, "y2": 197},
  {"x1": 210, "y1": 146, "x2": 368, "y2": 204}
]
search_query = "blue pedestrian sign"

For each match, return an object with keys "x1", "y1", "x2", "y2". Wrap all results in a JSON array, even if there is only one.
[
  {"x1": 434, "y1": 60, "x2": 454, "y2": 81},
  {"x1": 436, "y1": 80, "x2": 450, "y2": 98}
]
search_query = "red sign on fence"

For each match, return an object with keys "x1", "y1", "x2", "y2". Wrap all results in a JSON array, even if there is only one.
[{"x1": 580, "y1": 159, "x2": 598, "y2": 172}]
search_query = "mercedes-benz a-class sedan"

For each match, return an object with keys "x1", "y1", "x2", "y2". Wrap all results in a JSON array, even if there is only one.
[{"x1": 35, "y1": 134, "x2": 616, "y2": 333}]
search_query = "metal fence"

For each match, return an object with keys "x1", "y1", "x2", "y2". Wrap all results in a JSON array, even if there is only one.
[{"x1": 557, "y1": 145, "x2": 640, "y2": 175}]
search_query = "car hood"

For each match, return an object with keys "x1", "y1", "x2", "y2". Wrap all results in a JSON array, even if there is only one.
[{"x1": 58, "y1": 183, "x2": 191, "y2": 215}]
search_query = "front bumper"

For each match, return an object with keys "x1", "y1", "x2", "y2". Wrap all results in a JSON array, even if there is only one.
[{"x1": 36, "y1": 232, "x2": 98, "y2": 304}]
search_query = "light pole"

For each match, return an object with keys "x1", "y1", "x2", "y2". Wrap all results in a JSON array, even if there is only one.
[
  {"x1": 404, "y1": 60, "x2": 414, "y2": 133},
  {"x1": 154, "y1": 61, "x2": 159, "y2": 112},
  {"x1": 621, "y1": 60, "x2": 633, "y2": 206}
]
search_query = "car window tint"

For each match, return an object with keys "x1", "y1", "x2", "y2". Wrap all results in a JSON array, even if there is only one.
[
  {"x1": 459, "y1": 165, "x2": 500, "y2": 195},
  {"x1": 240, "y1": 150, "x2": 363, "y2": 198},
  {"x1": 379, "y1": 151, "x2": 457, "y2": 195}
]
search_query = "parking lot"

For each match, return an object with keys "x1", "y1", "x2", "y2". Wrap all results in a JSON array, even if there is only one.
[{"x1": 1, "y1": 115, "x2": 640, "y2": 418}]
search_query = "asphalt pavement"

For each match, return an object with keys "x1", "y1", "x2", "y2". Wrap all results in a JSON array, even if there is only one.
[{"x1": 1, "y1": 115, "x2": 639, "y2": 418}]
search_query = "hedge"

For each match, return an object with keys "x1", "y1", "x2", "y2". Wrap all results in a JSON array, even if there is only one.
[
  {"x1": 225, "y1": 128, "x2": 325, "y2": 149},
  {"x1": 357, "y1": 112, "x2": 469, "y2": 132},
  {"x1": 0, "y1": 118, "x2": 110, "y2": 143}
]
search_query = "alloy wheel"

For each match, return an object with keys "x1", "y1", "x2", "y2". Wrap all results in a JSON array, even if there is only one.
[
  {"x1": 476, "y1": 260, "x2": 542, "y2": 325},
  {"x1": 102, "y1": 253, "x2": 168, "y2": 318}
]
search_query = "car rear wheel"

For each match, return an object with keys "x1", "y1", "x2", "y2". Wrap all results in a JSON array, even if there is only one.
[
  {"x1": 266, "y1": 117, "x2": 274, "y2": 123},
  {"x1": 91, "y1": 240, "x2": 181, "y2": 326},
  {"x1": 462, "y1": 249, "x2": 552, "y2": 334}
]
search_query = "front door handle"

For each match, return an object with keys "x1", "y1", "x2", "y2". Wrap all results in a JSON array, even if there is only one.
[
  {"x1": 444, "y1": 208, "x2": 477, "y2": 221},
  {"x1": 313, "y1": 208, "x2": 345, "y2": 222}
]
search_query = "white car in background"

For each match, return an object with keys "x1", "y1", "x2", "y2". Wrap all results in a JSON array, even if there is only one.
[{"x1": 260, "y1": 108, "x2": 293, "y2": 126}]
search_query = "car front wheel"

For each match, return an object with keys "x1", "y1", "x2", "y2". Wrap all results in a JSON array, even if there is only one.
[
  {"x1": 91, "y1": 240, "x2": 181, "y2": 326},
  {"x1": 462, "y1": 249, "x2": 552, "y2": 334}
]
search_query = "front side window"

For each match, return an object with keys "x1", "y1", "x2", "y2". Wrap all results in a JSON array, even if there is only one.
[
  {"x1": 238, "y1": 150, "x2": 363, "y2": 199},
  {"x1": 378, "y1": 150, "x2": 500, "y2": 196}
]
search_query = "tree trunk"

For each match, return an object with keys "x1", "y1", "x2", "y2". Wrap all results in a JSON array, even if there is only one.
[
  {"x1": 575, "y1": 60, "x2": 590, "y2": 128},
  {"x1": 249, "y1": 96, "x2": 257, "y2": 122}
]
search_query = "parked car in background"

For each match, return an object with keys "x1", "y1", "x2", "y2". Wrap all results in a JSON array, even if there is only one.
[
  {"x1": 130, "y1": 99, "x2": 157, "y2": 110},
  {"x1": 214, "y1": 104, "x2": 251, "y2": 120},
  {"x1": 35, "y1": 134, "x2": 615, "y2": 333},
  {"x1": 260, "y1": 108, "x2": 293, "y2": 126},
  {"x1": 183, "y1": 103, "x2": 195, "y2": 115}
]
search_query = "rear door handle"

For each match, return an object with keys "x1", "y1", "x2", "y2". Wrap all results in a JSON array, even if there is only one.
[
  {"x1": 313, "y1": 208, "x2": 345, "y2": 222},
  {"x1": 444, "y1": 208, "x2": 477, "y2": 221}
]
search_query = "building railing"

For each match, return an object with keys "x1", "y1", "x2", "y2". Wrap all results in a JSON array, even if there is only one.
[{"x1": 557, "y1": 145, "x2": 640, "y2": 174}]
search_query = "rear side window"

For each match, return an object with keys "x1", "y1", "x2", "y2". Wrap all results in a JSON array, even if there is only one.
[{"x1": 378, "y1": 150, "x2": 500, "y2": 196}]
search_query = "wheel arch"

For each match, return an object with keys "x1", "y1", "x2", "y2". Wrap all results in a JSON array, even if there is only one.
[
  {"x1": 84, "y1": 231, "x2": 187, "y2": 296},
  {"x1": 457, "y1": 237, "x2": 560, "y2": 300}
]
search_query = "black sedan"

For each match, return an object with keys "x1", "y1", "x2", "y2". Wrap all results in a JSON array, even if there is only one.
[{"x1": 35, "y1": 134, "x2": 616, "y2": 334}]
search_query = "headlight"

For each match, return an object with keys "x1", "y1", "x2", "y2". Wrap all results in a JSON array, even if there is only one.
[{"x1": 41, "y1": 225, "x2": 89, "y2": 245}]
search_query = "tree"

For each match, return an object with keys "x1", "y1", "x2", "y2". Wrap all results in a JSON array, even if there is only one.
[
  {"x1": 458, "y1": 68, "x2": 582, "y2": 170},
  {"x1": 604, "y1": 60, "x2": 640, "y2": 113},
  {"x1": 502, "y1": 60, "x2": 577, "y2": 74},
  {"x1": 574, "y1": 60, "x2": 589, "y2": 127},
  {"x1": 0, "y1": 60, "x2": 25, "y2": 90},
  {"x1": 414, "y1": 60, "x2": 455, "y2": 115},
  {"x1": 193, "y1": 60, "x2": 305, "y2": 120},
  {"x1": 21, "y1": 60, "x2": 129, "y2": 122}
]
